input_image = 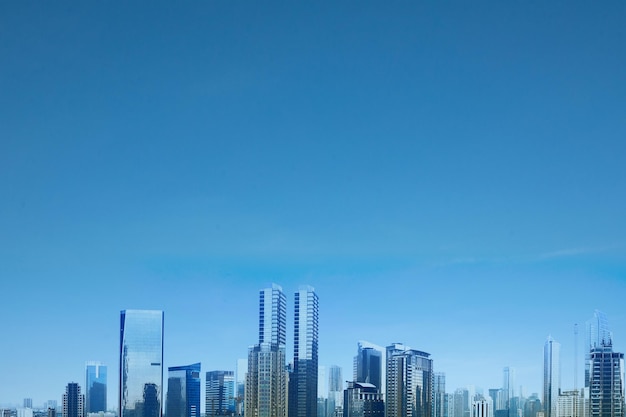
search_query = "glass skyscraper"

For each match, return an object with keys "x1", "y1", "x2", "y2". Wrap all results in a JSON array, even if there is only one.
[
  {"x1": 585, "y1": 310, "x2": 613, "y2": 388},
  {"x1": 246, "y1": 285, "x2": 287, "y2": 417},
  {"x1": 543, "y1": 336, "x2": 560, "y2": 417},
  {"x1": 166, "y1": 363, "x2": 201, "y2": 417},
  {"x1": 386, "y1": 343, "x2": 433, "y2": 417},
  {"x1": 206, "y1": 370, "x2": 235, "y2": 416},
  {"x1": 589, "y1": 342, "x2": 624, "y2": 417},
  {"x1": 289, "y1": 286, "x2": 319, "y2": 417},
  {"x1": 86, "y1": 362, "x2": 107, "y2": 413},
  {"x1": 119, "y1": 310, "x2": 164, "y2": 417}
]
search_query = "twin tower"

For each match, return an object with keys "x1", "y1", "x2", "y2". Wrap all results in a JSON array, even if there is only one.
[{"x1": 246, "y1": 284, "x2": 319, "y2": 417}]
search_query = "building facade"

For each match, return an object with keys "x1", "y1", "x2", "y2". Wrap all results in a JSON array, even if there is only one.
[
  {"x1": 343, "y1": 382, "x2": 384, "y2": 417},
  {"x1": 246, "y1": 285, "x2": 288, "y2": 417},
  {"x1": 206, "y1": 370, "x2": 235, "y2": 416},
  {"x1": 588, "y1": 343, "x2": 624, "y2": 417},
  {"x1": 86, "y1": 362, "x2": 107, "y2": 413},
  {"x1": 119, "y1": 310, "x2": 164, "y2": 417},
  {"x1": 289, "y1": 286, "x2": 319, "y2": 417},
  {"x1": 585, "y1": 311, "x2": 612, "y2": 389},
  {"x1": 433, "y1": 373, "x2": 446, "y2": 417},
  {"x1": 355, "y1": 348, "x2": 383, "y2": 392},
  {"x1": 63, "y1": 383, "x2": 85, "y2": 417},
  {"x1": 544, "y1": 337, "x2": 561, "y2": 417},
  {"x1": 166, "y1": 363, "x2": 201, "y2": 417},
  {"x1": 386, "y1": 343, "x2": 433, "y2": 417}
]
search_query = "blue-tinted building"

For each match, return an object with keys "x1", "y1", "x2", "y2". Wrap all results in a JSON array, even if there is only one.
[
  {"x1": 205, "y1": 371, "x2": 235, "y2": 416},
  {"x1": 86, "y1": 362, "x2": 107, "y2": 413},
  {"x1": 167, "y1": 363, "x2": 201, "y2": 417},
  {"x1": 119, "y1": 310, "x2": 164, "y2": 417}
]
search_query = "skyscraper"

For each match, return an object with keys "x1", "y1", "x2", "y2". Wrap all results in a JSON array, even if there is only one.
[
  {"x1": 289, "y1": 286, "x2": 319, "y2": 417},
  {"x1": 585, "y1": 310, "x2": 612, "y2": 388},
  {"x1": 63, "y1": 383, "x2": 85, "y2": 417},
  {"x1": 355, "y1": 347, "x2": 383, "y2": 392},
  {"x1": 433, "y1": 373, "x2": 446, "y2": 417},
  {"x1": 86, "y1": 362, "x2": 107, "y2": 413},
  {"x1": 588, "y1": 341, "x2": 624, "y2": 417},
  {"x1": 119, "y1": 310, "x2": 164, "y2": 417},
  {"x1": 327, "y1": 366, "x2": 344, "y2": 417},
  {"x1": 246, "y1": 285, "x2": 287, "y2": 417},
  {"x1": 543, "y1": 336, "x2": 560, "y2": 417},
  {"x1": 502, "y1": 368, "x2": 516, "y2": 417},
  {"x1": 357, "y1": 341, "x2": 387, "y2": 395},
  {"x1": 206, "y1": 371, "x2": 235, "y2": 416},
  {"x1": 166, "y1": 363, "x2": 201, "y2": 417},
  {"x1": 386, "y1": 343, "x2": 433, "y2": 417}
]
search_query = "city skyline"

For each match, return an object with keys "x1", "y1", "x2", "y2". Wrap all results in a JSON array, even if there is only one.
[{"x1": 1, "y1": 1, "x2": 625, "y2": 413}]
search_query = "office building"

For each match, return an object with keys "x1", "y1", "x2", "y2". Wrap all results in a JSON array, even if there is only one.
[
  {"x1": 543, "y1": 337, "x2": 561, "y2": 417},
  {"x1": 357, "y1": 342, "x2": 386, "y2": 395},
  {"x1": 119, "y1": 310, "x2": 164, "y2": 417},
  {"x1": 86, "y1": 362, "x2": 107, "y2": 413},
  {"x1": 206, "y1": 370, "x2": 235, "y2": 416},
  {"x1": 23, "y1": 400, "x2": 33, "y2": 409},
  {"x1": 343, "y1": 382, "x2": 384, "y2": 417},
  {"x1": 386, "y1": 343, "x2": 433, "y2": 417},
  {"x1": 523, "y1": 394, "x2": 541, "y2": 417},
  {"x1": 588, "y1": 342, "x2": 624, "y2": 417},
  {"x1": 246, "y1": 285, "x2": 287, "y2": 417},
  {"x1": 327, "y1": 366, "x2": 344, "y2": 417},
  {"x1": 557, "y1": 390, "x2": 584, "y2": 417},
  {"x1": 63, "y1": 383, "x2": 85, "y2": 417},
  {"x1": 585, "y1": 311, "x2": 612, "y2": 388},
  {"x1": 434, "y1": 373, "x2": 446, "y2": 417},
  {"x1": 289, "y1": 286, "x2": 319, "y2": 417},
  {"x1": 166, "y1": 363, "x2": 200, "y2": 417},
  {"x1": 472, "y1": 400, "x2": 491, "y2": 417},
  {"x1": 355, "y1": 347, "x2": 382, "y2": 392}
]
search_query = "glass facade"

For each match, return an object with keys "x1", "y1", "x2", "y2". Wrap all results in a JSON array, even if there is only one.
[
  {"x1": 386, "y1": 343, "x2": 433, "y2": 417},
  {"x1": 63, "y1": 382, "x2": 84, "y2": 417},
  {"x1": 86, "y1": 362, "x2": 107, "y2": 413},
  {"x1": 167, "y1": 363, "x2": 201, "y2": 417},
  {"x1": 206, "y1": 371, "x2": 235, "y2": 416},
  {"x1": 119, "y1": 310, "x2": 164, "y2": 417}
]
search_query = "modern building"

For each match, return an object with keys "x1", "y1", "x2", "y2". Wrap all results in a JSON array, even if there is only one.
[
  {"x1": 523, "y1": 394, "x2": 541, "y2": 417},
  {"x1": 433, "y1": 373, "x2": 446, "y2": 417},
  {"x1": 246, "y1": 285, "x2": 288, "y2": 417},
  {"x1": 119, "y1": 310, "x2": 164, "y2": 417},
  {"x1": 544, "y1": 337, "x2": 561, "y2": 417},
  {"x1": 585, "y1": 311, "x2": 612, "y2": 389},
  {"x1": 86, "y1": 362, "x2": 107, "y2": 413},
  {"x1": 23, "y1": 400, "x2": 33, "y2": 409},
  {"x1": 471, "y1": 400, "x2": 491, "y2": 417},
  {"x1": 588, "y1": 342, "x2": 624, "y2": 417},
  {"x1": 289, "y1": 286, "x2": 319, "y2": 417},
  {"x1": 327, "y1": 366, "x2": 344, "y2": 417},
  {"x1": 343, "y1": 382, "x2": 384, "y2": 417},
  {"x1": 357, "y1": 342, "x2": 386, "y2": 395},
  {"x1": 355, "y1": 347, "x2": 383, "y2": 392},
  {"x1": 557, "y1": 390, "x2": 584, "y2": 417},
  {"x1": 166, "y1": 363, "x2": 201, "y2": 417},
  {"x1": 206, "y1": 370, "x2": 235, "y2": 416},
  {"x1": 63, "y1": 382, "x2": 85, "y2": 417},
  {"x1": 502, "y1": 368, "x2": 516, "y2": 417},
  {"x1": 386, "y1": 343, "x2": 433, "y2": 417}
]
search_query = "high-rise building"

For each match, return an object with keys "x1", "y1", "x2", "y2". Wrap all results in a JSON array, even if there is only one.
[
  {"x1": 471, "y1": 400, "x2": 491, "y2": 417},
  {"x1": 63, "y1": 383, "x2": 85, "y2": 417},
  {"x1": 86, "y1": 362, "x2": 107, "y2": 413},
  {"x1": 246, "y1": 285, "x2": 287, "y2": 417},
  {"x1": 543, "y1": 337, "x2": 561, "y2": 417},
  {"x1": 557, "y1": 390, "x2": 583, "y2": 417},
  {"x1": 433, "y1": 373, "x2": 446, "y2": 417},
  {"x1": 289, "y1": 286, "x2": 319, "y2": 417},
  {"x1": 119, "y1": 310, "x2": 164, "y2": 417},
  {"x1": 327, "y1": 366, "x2": 344, "y2": 417},
  {"x1": 206, "y1": 371, "x2": 235, "y2": 416},
  {"x1": 166, "y1": 363, "x2": 201, "y2": 417},
  {"x1": 502, "y1": 368, "x2": 516, "y2": 417},
  {"x1": 343, "y1": 382, "x2": 384, "y2": 417},
  {"x1": 355, "y1": 347, "x2": 383, "y2": 392},
  {"x1": 357, "y1": 342, "x2": 386, "y2": 395},
  {"x1": 585, "y1": 311, "x2": 612, "y2": 389},
  {"x1": 386, "y1": 343, "x2": 433, "y2": 417},
  {"x1": 23, "y1": 399, "x2": 33, "y2": 409},
  {"x1": 588, "y1": 341, "x2": 624, "y2": 417},
  {"x1": 523, "y1": 394, "x2": 541, "y2": 417}
]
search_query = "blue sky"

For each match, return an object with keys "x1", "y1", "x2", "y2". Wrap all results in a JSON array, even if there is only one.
[{"x1": 1, "y1": 1, "x2": 625, "y2": 411}]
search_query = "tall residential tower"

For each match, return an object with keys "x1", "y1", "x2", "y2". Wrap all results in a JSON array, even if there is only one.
[{"x1": 289, "y1": 286, "x2": 319, "y2": 417}]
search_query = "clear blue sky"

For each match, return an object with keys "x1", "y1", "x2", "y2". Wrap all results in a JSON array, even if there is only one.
[{"x1": 1, "y1": 1, "x2": 625, "y2": 411}]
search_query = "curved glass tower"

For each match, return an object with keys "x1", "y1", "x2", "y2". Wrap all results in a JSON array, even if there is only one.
[{"x1": 119, "y1": 310, "x2": 164, "y2": 417}]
